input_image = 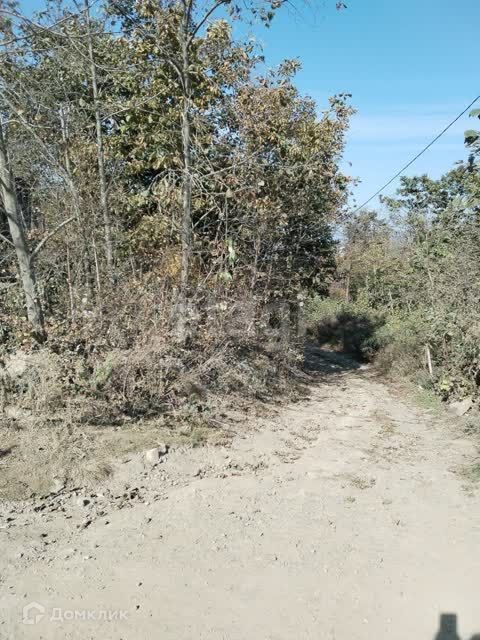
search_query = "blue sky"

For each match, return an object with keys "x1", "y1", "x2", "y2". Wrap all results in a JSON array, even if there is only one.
[{"x1": 246, "y1": 0, "x2": 480, "y2": 209}]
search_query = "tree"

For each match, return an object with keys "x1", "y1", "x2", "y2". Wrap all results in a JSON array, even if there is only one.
[
  {"x1": 109, "y1": 0, "x2": 306, "y2": 337},
  {"x1": 0, "y1": 115, "x2": 45, "y2": 341},
  {"x1": 338, "y1": 157, "x2": 480, "y2": 399},
  {"x1": 84, "y1": 0, "x2": 114, "y2": 279},
  {"x1": 0, "y1": 0, "x2": 353, "y2": 347}
]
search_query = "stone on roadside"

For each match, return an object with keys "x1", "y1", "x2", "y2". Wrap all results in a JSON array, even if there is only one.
[
  {"x1": 448, "y1": 398, "x2": 473, "y2": 417},
  {"x1": 144, "y1": 445, "x2": 168, "y2": 466}
]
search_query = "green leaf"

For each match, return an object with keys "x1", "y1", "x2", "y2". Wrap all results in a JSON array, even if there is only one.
[
  {"x1": 469, "y1": 108, "x2": 480, "y2": 119},
  {"x1": 464, "y1": 129, "x2": 480, "y2": 145}
]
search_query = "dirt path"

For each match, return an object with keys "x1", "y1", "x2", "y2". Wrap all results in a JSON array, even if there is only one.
[{"x1": 1, "y1": 348, "x2": 479, "y2": 639}]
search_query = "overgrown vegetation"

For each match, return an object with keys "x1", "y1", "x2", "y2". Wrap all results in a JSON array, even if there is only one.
[
  {"x1": 306, "y1": 297, "x2": 384, "y2": 361},
  {"x1": 310, "y1": 117, "x2": 480, "y2": 403},
  {"x1": 0, "y1": 0, "x2": 352, "y2": 441},
  {"x1": 3, "y1": 0, "x2": 478, "y2": 500}
]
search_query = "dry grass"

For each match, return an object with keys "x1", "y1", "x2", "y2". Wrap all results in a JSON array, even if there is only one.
[
  {"x1": 0, "y1": 411, "x2": 231, "y2": 500},
  {"x1": 0, "y1": 296, "x2": 305, "y2": 500}
]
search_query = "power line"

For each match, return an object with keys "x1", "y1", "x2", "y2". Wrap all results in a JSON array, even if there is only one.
[{"x1": 352, "y1": 94, "x2": 480, "y2": 214}]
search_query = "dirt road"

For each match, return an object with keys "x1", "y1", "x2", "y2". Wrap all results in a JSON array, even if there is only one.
[{"x1": 1, "y1": 349, "x2": 479, "y2": 639}]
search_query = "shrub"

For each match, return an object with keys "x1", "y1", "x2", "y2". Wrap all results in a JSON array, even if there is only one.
[{"x1": 306, "y1": 297, "x2": 385, "y2": 361}]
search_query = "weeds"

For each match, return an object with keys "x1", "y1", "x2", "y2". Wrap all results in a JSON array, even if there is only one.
[{"x1": 0, "y1": 293, "x2": 305, "y2": 499}]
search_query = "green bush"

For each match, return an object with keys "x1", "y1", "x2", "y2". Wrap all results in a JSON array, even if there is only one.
[
  {"x1": 306, "y1": 297, "x2": 385, "y2": 361},
  {"x1": 306, "y1": 297, "x2": 480, "y2": 401}
]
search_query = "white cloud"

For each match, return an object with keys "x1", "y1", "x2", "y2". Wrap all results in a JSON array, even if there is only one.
[
  {"x1": 348, "y1": 108, "x2": 470, "y2": 143},
  {"x1": 336, "y1": 102, "x2": 475, "y2": 206}
]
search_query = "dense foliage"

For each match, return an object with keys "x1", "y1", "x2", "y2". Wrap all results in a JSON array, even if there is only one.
[
  {"x1": 0, "y1": 0, "x2": 352, "y2": 344},
  {"x1": 0, "y1": 0, "x2": 353, "y2": 421},
  {"x1": 317, "y1": 154, "x2": 480, "y2": 401}
]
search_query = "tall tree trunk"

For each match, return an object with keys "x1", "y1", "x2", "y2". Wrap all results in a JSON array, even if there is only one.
[
  {"x1": 0, "y1": 118, "x2": 46, "y2": 342},
  {"x1": 176, "y1": 4, "x2": 193, "y2": 340},
  {"x1": 59, "y1": 105, "x2": 94, "y2": 305},
  {"x1": 85, "y1": 0, "x2": 114, "y2": 281}
]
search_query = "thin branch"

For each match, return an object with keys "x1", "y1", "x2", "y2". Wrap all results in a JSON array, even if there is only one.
[
  {"x1": 0, "y1": 231, "x2": 15, "y2": 247},
  {"x1": 188, "y1": 0, "x2": 229, "y2": 44},
  {"x1": 0, "y1": 0, "x2": 105, "y2": 45},
  {"x1": 31, "y1": 215, "x2": 75, "y2": 259}
]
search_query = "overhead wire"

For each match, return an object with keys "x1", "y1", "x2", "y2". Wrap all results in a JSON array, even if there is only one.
[{"x1": 351, "y1": 95, "x2": 480, "y2": 213}]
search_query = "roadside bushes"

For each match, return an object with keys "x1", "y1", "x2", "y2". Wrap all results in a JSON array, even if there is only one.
[
  {"x1": 0, "y1": 284, "x2": 304, "y2": 426},
  {"x1": 325, "y1": 165, "x2": 480, "y2": 403},
  {"x1": 0, "y1": 350, "x2": 66, "y2": 414},
  {"x1": 306, "y1": 297, "x2": 385, "y2": 361},
  {"x1": 374, "y1": 306, "x2": 480, "y2": 400},
  {"x1": 306, "y1": 294, "x2": 480, "y2": 402}
]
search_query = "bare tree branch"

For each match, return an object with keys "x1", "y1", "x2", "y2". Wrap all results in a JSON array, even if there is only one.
[
  {"x1": 0, "y1": 231, "x2": 15, "y2": 247},
  {"x1": 31, "y1": 215, "x2": 75, "y2": 259}
]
